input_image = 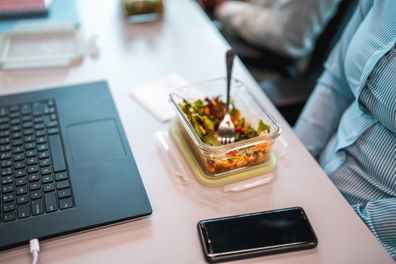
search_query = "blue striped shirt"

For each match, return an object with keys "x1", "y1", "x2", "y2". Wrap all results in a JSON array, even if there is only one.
[{"x1": 294, "y1": 0, "x2": 396, "y2": 259}]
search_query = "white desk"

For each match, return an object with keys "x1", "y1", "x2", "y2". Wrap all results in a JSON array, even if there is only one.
[{"x1": 0, "y1": 0, "x2": 393, "y2": 263}]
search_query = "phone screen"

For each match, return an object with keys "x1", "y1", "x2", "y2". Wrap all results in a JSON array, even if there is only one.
[{"x1": 197, "y1": 207, "x2": 317, "y2": 262}]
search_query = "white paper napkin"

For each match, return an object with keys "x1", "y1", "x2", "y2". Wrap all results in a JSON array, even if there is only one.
[{"x1": 129, "y1": 74, "x2": 189, "y2": 122}]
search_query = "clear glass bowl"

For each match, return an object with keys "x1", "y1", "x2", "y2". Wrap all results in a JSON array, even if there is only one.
[{"x1": 169, "y1": 78, "x2": 281, "y2": 178}]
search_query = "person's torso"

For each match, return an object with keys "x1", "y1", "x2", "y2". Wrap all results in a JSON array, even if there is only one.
[{"x1": 319, "y1": 0, "x2": 396, "y2": 205}]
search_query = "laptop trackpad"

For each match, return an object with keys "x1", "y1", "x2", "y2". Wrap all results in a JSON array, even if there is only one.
[{"x1": 67, "y1": 119, "x2": 126, "y2": 166}]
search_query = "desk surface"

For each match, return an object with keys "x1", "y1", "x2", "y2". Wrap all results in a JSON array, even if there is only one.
[{"x1": 0, "y1": 0, "x2": 393, "y2": 263}]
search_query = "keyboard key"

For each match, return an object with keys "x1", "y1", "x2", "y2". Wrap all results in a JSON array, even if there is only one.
[
  {"x1": 0, "y1": 145, "x2": 11, "y2": 152},
  {"x1": 40, "y1": 158, "x2": 51, "y2": 167},
  {"x1": 10, "y1": 119, "x2": 21, "y2": 125},
  {"x1": 23, "y1": 128, "x2": 34, "y2": 135},
  {"x1": 10, "y1": 125, "x2": 22, "y2": 132},
  {"x1": 56, "y1": 180, "x2": 69, "y2": 190},
  {"x1": 48, "y1": 127, "x2": 60, "y2": 135},
  {"x1": 41, "y1": 167, "x2": 52, "y2": 175},
  {"x1": 27, "y1": 157, "x2": 38, "y2": 165},
  {"x1": 11, "y1": 132, "x2": 23, "y2": 139},
  {"x1": 33, "y1": 105, "x2": 44, "y2": 117},
  {"x1": 59, "y1": 198, "x2": 73, "y2": 210},
  {"x1": 0, "y1": 124, "x2": 9, "y2": 130},
  {"x1": 16, "y1": 185, "x2": 28, "y2": 195},
  {"x1": 49, "y1": 135, "x2": 66, "y2": 172},
  {"x1": 22, "y1": 122, "x2": 33, "y2": 129},
  {"x1": 14, "y1": 161, "x2": 25, "y2": 169},
  {"x1": 3, "y1": 211, "x2": 16, "y2": 222},
  {"x1": 55, "y1": 171, "x2": 68, "y2": 181},
  {"x1": 2, "y1": 194, "x2": 15, "y2": 203},
  {"x1": 2, "y1": 184, "x2": 14, "y2": 193},
  {"x1": 1, "y1": 167, "x2": 12, "y2": 176},
  {"x1": 36, "y1": 137, "x2": 47, "y2": 144},
  {"x1": 38, "y1": 151, "x2": 49, "y2": 159},
  {"x1": 34, "y1": 123, "x2": 45, "y2": 130},
  {"x1": 1, "y1": 159, "x2": 12, "y2": 167},
  {"x1": 17, "y1": 195, "x2": 29, "y2": 204},
  {"x1": 43, "y1": 182, "x2": 55, "y2": 192},
  {"x1": 58, "y1": 188, "x2": 71, "y2": 199},
  {"x1": 1, "y1": 176, "x2": 13, "y2": 185},
  {"x1": 17, "y1": 203, "x2": 31, "y2": 219},
  {"x1": 30, "y1": 182, "x2": 41, "y2": 191},
  {"x1": 49, "y1": 114, "x2": 57, "y2": 121},
  {"x1": 3, "y1": 202, "x2": 16, "y2": 212},
  {"x1": 22, "y1": 116, "x2": 32, "y2": 122},
  {"x1": 9, "y1": 105, "x2": 20, "y2": 112},
  {"x1": 46, "y1": 121, "x2": 58, "y2": 128},
  {"x1": 0, "y1": 117, "x2": 8, "y2": 124},
  {"x1": 47, "y1": 99, "x2": 55, "y2": 106},
  {"x1": 10, "y1": 113, "x2": 20, "y2": 120},
  {"x1": 44, "y1": 192, "x2": 58, "y2": 212},
  {"x1": 16, "y1": 176, "x2": 27, "y2": 186},
  {"x1": 15, "y1": 168, "x2": 26, "y2": 177},
  {"x1": 0, "y1": 107, "x2": 8, "y2": 116},
  {"x1": 0, "y1": 152, "x2": 12, "y2": 159},
  {"x1": 27, "y1": 165, "x2": 39, "y2": 174},
  {"x1": 26, "y1": 150, "x2": 36, "y2": 157},
  {"x1": 0, "y1": 137, "x2": 10, "y2": 144},
  {"x1": 12, "y1": 138, "x2": 24, "y2": 146},
  {"x1": 42, "y1": 174, "x2": 54, "y2": 183},
  {"x1": 25, "y1": 142, "x2": 36, "y2": 150},
  {"x1": 0, "y1": 130, "x2": 10, "y2": 137},
  {"x1": 33, "y1": 116, "x2": 44, "y2": 123},
  {"x1": 13, "y1": 153, "x2": 25, "y2": 161},
  {"x1": 24, "y1": 135, "x2": 35, "y2": 142},
  {"x1": 29, "y1": 174, "x2": 40, "y2": 182},
  {"x1": 37, "y1": 144, "x2": 48, "y2": 151},
  {"x1": 44, "y1": 107, "x2": 55, "y2": 114},
  {"x1": 31, "y1": 190, "x2": 42, "y2": 200},
  {"x1": 36, "y1": 130, "x2": 46, "y2": 137},
  {"x1": 21, "y1": 104, "x2": 32, "y2": 115},
  {"x1": 13, "y1": 145, "x2": 24, "y2": 153},
  {"x1": 31, "y1": 199, "x2": 44, "y2": 215}
]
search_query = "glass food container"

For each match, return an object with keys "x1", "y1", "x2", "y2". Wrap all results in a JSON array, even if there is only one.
[
  {"x1": 123, "y1": 0, "x2": 164, "y2": 23},
  {"x1": 170, "y1": 78, "x2": 281, "y2": 178}
]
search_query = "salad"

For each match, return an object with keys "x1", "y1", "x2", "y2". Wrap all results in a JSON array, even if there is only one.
[
  {"x1": 179, "y1": 96, "x2": 270, "y2": 146},
  {"x1": 178, "y1": 96, "x2": 273, "y2": 174}
]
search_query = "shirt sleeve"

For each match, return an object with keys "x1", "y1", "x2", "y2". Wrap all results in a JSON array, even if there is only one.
[
  {"x1": 215, "y1": 0, "x2": 341, "y2": 58},
  {"x1": 353, "y1": 199, "x2": 396, "y2": 259},
  {"x1": 358, "y1": 45, "x2": 396, "y2": 134},
  {"x1": 293, "y1": 2, "x2": 368, "y2": 158}
]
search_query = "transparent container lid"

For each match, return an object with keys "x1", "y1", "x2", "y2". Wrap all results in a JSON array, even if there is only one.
[{"x1": 0, "y1": 23, "x2": 85, "y2": 69}]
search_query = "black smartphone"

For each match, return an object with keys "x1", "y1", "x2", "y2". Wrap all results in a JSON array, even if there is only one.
[{"x1": 197, "y1": 207, "x2": 318, "y2": 263}]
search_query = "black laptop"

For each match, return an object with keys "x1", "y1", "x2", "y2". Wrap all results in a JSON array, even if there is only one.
[{"x1": 0, "y1": 80, "x2": 152, "y2": 250}]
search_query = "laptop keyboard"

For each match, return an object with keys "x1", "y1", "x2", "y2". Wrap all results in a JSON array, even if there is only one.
[{"x1": 0, "y1": 99, "x2": 74, "y2": 223}]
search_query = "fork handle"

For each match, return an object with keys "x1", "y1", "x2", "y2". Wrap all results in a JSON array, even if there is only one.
[{"x1": 226, "y1": 49, "x2": 235, "y2": 112}]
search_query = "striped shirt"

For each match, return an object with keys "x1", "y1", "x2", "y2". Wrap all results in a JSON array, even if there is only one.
[{"x1": 294, "y1": 0, "x2": 396, "y2": 259}]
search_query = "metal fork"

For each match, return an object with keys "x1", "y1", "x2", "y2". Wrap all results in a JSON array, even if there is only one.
[{"x1": 217, "y1": 49, "x2": 236, "y2": 145}]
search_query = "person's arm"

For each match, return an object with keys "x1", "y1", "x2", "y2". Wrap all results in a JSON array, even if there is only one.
[
  {"x1": 293, "y1": 2, "x2": 369, "y2": 158},
  {"x1": 358, "y1": 46, "x2": 396, "y2": 134},
  {"x1": 353, "y1": 199, "x2": 396, "y2": 259},
  {"x1": 215, "y1": 0, "x2": 341, "y2": 58}
]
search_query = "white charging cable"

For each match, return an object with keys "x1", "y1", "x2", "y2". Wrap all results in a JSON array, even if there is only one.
[{"x1": 30, "y1": 238, "x2": 40, "y2": 264}]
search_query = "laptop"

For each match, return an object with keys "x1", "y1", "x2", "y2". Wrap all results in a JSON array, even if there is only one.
[{"x1": 0, "y1": 80, "x2": 152, "y2": 250}]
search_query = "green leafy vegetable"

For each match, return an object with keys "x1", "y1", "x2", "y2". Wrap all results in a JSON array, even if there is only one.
[{"x1": 179, "y1": 96, "x2": 270, "y2": 146}]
